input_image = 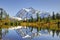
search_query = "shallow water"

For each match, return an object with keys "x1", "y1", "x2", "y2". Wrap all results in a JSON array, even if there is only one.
[{"x1": 0, "y1": 26, "x2": 60, "y2": 40}]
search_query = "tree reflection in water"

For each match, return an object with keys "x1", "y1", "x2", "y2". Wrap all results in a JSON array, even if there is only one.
[
  {"x1": 0, "y1": 27, "x2": 2, "y2": 40},
  {"x1": 16, "y1": 26, "x2": 60, "y2": 39},
  {"x1": 52, "y1": 30, "x2": 55, "y2": 37},
  {"x1": 0, "y1": 26, "x2": 8, "y2": 40},
  {"x1": 56, "y1": 30, "x2": 60, "y2": 36}
]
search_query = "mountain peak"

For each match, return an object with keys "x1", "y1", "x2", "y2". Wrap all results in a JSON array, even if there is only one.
[
  {"x1": 28, "y1": 7, "x2": 34, "y2": 9},
  {"x1": 22, "y1": 8, "x2": 31, "y2": 12},
  {"x1": 22, "y1": 7, "x2": 34, "y2": 12}
]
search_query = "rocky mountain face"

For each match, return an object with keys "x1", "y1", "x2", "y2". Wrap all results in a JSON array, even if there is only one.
[{"x1": 16, "y1": 7, "x2": 39, "y2": 20}]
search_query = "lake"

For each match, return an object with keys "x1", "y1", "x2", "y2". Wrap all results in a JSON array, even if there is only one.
[{"x1": 0, "y1": 26, "x2": 60, "y2": 40}]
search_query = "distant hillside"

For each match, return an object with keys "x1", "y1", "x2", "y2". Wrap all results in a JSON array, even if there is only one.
[{"x1": 0, "y1": 8, "x2": 9, "y2": 19}]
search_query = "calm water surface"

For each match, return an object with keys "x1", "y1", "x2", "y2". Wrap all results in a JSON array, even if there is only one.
[{"x1": 0, "y1": 26, "x2": 60, "y2": 40}]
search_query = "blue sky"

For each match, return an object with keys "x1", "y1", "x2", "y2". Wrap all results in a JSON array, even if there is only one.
[{"x1": 0, "y1": 0, "x2": 60, "y2": 16}]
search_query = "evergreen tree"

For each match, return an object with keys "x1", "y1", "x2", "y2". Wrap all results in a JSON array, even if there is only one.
[
  {"x1": 0, "y1": 8, "x2": 3, "y2": 20},
  {"x1": 52, "y1": 12, "x2": 55, "y2": 20},
  {"x1": 56, "y1": 13, "x2": 60, "y2": 19},
  {"x1": 47, "y1": 15, "x2": 50, "y2": 23},
  {"x1": 36, "y1": 13, "x2": 40, "y2": 21},
  {"x1": 31, "y1": 16, "x2": 33, "y2": 22}
]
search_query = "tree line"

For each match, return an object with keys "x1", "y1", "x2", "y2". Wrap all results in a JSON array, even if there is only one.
[{"x1": 26, "y1": 12, "x2": 60, "y2": 23}]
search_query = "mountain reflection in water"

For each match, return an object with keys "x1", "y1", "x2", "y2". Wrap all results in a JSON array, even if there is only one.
[{"x1": 0, "y1": 26, "x2": 60, "y2": 40}]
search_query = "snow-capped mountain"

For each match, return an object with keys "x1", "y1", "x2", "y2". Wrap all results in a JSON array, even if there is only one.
[{"x1": 16, "y1": 7, "x2": 40, "y2": 20}]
